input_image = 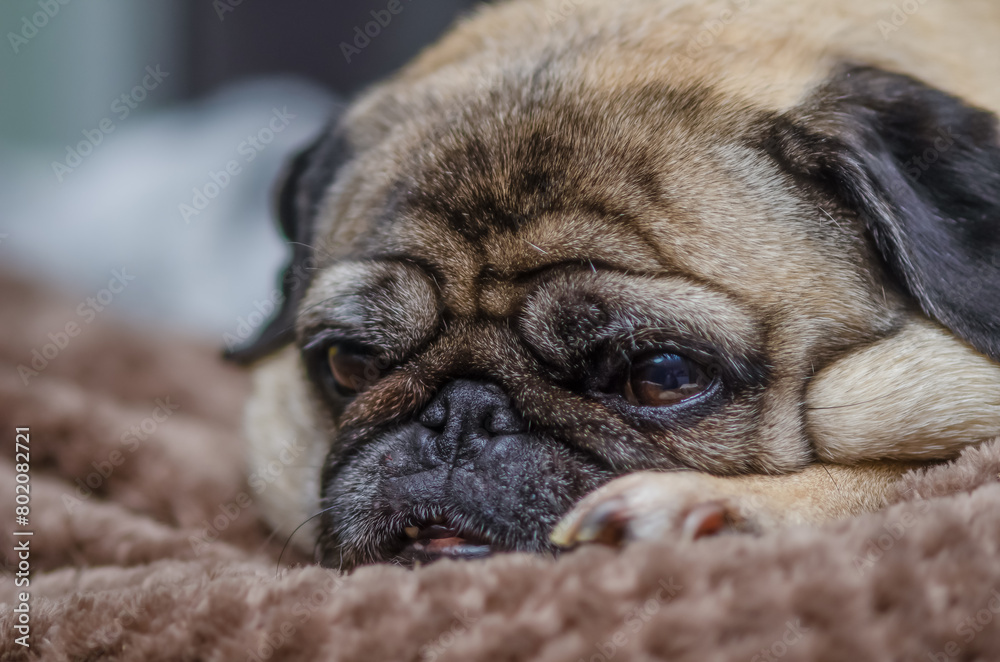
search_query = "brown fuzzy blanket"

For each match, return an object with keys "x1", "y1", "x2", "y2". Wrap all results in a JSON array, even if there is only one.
[{"x1": 3, "y1": 269, "x2": 1000, "y2": 662}]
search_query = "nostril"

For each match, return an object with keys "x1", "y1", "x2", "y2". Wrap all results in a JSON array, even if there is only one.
[{"x1": 419, "y1": 399, "x2": 447, "y2": 431}]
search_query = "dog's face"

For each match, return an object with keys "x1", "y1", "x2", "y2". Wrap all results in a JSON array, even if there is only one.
[{"x1": 235, "y1": 2, "x2": 1000, "y2": 570}]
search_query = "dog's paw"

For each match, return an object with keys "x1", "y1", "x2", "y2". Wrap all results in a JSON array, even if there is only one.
[{"x1": 550, "y1": 471, "x2": 757, "y2": 548}]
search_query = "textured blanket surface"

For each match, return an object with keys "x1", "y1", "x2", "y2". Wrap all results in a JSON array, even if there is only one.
[{"x1": 3, "y1": 269, "x2": 1000, "y2": 662}]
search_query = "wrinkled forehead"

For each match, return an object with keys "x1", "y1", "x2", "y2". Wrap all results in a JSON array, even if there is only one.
[
  {"x1": 304, "y1": 78, "x2": 846, "y2": 333},
  {"x1": 319, "y1": 85, "x2": 744, "y2": 316}
]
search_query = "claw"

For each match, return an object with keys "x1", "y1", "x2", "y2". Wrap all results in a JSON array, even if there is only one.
[
  {"x1": 551, "y1": 496, "x2": 631, "y2": 548},
  {"x1": 680, "y1": 501, "x2": 730, "y2": 540}
]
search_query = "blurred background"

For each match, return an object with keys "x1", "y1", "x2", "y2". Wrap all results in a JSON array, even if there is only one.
[{"x1": 0, "y1": 0, "x2": 480, "y2": 342}]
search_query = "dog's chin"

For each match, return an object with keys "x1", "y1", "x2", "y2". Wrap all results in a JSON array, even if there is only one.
[{"x1": 315, "y1": 505, "x2": 559, "y2": 569}]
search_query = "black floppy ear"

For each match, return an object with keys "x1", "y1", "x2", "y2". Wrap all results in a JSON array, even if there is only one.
[
  {"x1": 224, "y1": 112, "x2": 350, "y2": 365},
  {"x1": 770, "y1": 65, "x2": 1000, "y2": 360}
]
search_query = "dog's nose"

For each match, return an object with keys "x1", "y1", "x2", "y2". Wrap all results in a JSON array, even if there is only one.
[{"x1": 418, "y1": 379, "x2": 527, "y2": 461}]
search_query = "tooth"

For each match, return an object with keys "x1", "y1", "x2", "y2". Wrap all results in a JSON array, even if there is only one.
[{"x1": 405, "y1": 526, "x2": 419, "y2": 539}]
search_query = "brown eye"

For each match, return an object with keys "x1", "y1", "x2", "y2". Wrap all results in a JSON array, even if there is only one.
[
  {"x1": 623, "y1": 353, "x2": 711, "y2": 406},
  {"x1": 327, "y1": 344, "x2": 378, "y2": 396}
]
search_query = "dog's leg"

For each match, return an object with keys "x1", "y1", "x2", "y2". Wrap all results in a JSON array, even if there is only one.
[
  {"x1": 806, "y1": 319, "x2": 1000, "y2": 463},
  {"x1": 550, "y1": 462, "x2": 922, "y2": 547}
]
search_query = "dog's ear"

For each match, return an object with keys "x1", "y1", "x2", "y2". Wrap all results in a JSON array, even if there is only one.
[
  {"x1": 767, "y1": 65, "x2": 1000, "y2": 360},
  {"x1": 224, "y1": 112, "x2": 350, "y2": 365}
]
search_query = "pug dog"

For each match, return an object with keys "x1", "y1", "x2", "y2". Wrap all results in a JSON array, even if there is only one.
[{"x1": 228, "y1": 0, "x2": 1000, "y2": 570}]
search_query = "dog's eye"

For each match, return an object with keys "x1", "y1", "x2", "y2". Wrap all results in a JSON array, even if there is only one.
[
  {"x1": 327, "y1": 344, "x2": 378, "y2": 396},
  {"x1": 623, "y1": 353, "x2": 711, "y2": 406}
]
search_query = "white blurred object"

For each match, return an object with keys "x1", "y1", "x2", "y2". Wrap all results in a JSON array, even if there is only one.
[{"x1": 0, "y1": 78, "x2": 337, "y2": 339}]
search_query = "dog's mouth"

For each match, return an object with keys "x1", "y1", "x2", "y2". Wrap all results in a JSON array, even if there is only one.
[
  {"x1": 318, "y1": 422, "x2": 616, "y2": 570},
  {"x1": 390, "y1": 514, "x2": 495, "y2": 565}
]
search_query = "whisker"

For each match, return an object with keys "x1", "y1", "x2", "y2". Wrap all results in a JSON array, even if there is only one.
[
  {"x1": 820, "y1": 463, "x2": 842, "y2": 496},
  {"x1": 286, "y1": 241, "x2": 337, "y2": 262},
  {"x1": 805, "y1": 393, "x2": 892, "y2": 411},
  {"x1": 818, "y1": 206, "x2": 845, "y2": 231},
  {"x1": 275, "y1": 505, "x2": 338, "y2": 576}
]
